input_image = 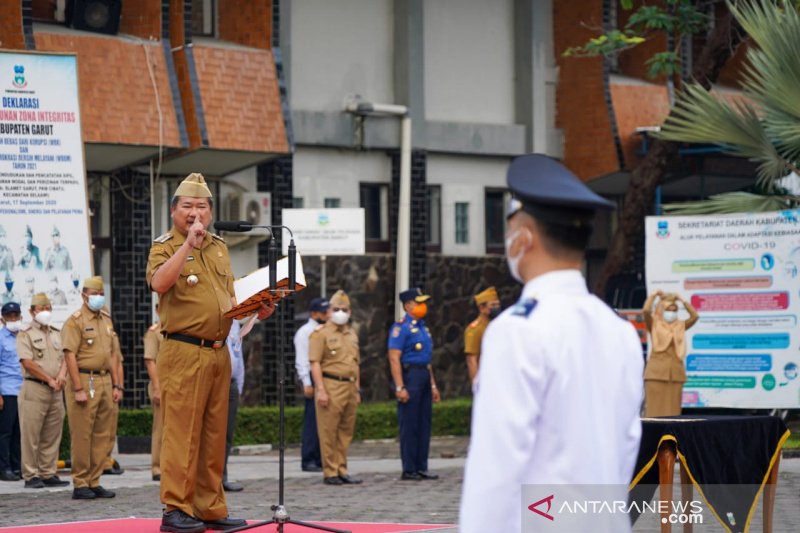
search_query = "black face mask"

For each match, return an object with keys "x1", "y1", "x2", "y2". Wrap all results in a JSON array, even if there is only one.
[
  {"x1": 317, "y1": 319, "x2": 327, "y2": 325},
  {"x1": 488, "y1": 307, "x2": 501, "y2": 320}
]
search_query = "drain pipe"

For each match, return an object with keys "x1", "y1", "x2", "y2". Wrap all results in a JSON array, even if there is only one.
[{"x1": 345, "y1": 102, "x2": 411, "y2": 320}]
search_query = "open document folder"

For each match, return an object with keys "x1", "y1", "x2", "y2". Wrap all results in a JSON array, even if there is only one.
[{"x1": 224, "y1": 254, "x2": 306, "y2": 319}]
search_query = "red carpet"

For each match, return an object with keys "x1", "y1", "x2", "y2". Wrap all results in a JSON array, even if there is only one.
[{"x1": 0, "y1": 518, "x2": 454, "y2": 533}]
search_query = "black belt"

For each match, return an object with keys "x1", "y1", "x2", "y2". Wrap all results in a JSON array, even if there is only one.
[
  {"x1": 322, "y1": 372, "x2": 356, "y2": 383},
  {"x1": 402, "y1": 363, "x2": 428, "y2": 370},
  {"x1": 164, "y1": 332, "x2": 226, "y2": 349},
  {"x1": 25, "y1": 377, "x2": 49, "y2": 387},
  {"x1": 78, "y1": 368, "x2": 108, "y2": 375}
]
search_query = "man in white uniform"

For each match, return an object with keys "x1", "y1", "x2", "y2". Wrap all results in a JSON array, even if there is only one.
[{"x1": 459, "y1": 154, "x2": 644, "y2": 533}]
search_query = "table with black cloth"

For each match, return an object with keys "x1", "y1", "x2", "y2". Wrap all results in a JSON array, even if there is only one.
[{"x1": 628, "y1": 415, "x2": 790, "y2": 533}]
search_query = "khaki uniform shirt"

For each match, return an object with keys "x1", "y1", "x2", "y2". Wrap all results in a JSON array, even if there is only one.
[
  {"x1": 61, "y1": 305, "x2": 121, "y2": 371},
  {"x1": 308, "y1": 322, "x2": 359, "y2": 378},
  {"x1": 146, "y1": 228, "x2": 234, "y2": 341},
  {"x1": 17, "y1": 321, "x2": 63, "y2": 378},
  {"x1": 143, "y1": 322, "x2": 163, "y2": 361},
  {"x1": 464, "y1": 315, "x2": 489, "y2": 358}
]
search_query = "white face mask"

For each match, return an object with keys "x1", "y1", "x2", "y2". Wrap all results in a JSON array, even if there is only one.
[
  {"x1": 331, "y1": 310, "x2": 350, "y2": 326},
  {"x1": 34, "y1": 311, "x2": 52, "y2": 326},
  {"x1": 662, "y1": 310, "x2": 678, "y2": 323},
  {"x1": 4, "y1": 320, "x2": 21, "y2": 333},
  {"x1": 504, "y1": 230, "x2": 526, "y2": 283}
]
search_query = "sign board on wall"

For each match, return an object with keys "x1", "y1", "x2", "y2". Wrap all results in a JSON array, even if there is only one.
[
  {"x1": 645, "y1": 210, "x2": 800, "y2": 408},
  {"x1": 0, "y1": 52, "x2": 92, "y2": 327},
  {"x1": 282, "y1": 208, "x2": 365, "y2": 256}
]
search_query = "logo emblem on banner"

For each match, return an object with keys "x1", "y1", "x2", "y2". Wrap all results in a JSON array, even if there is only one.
[
  {"x1": 656, "y1": 220, "x2": 670, "y2": 239},
  {"x1": 528, "y1": 494, "x2": 555, "y2": 521},
  {"x1": 317, "y1": 213, "x2": 330, "y2": 226},
  {"x1": 12, "y1": 64, "x2": 26, "y2": 88}
]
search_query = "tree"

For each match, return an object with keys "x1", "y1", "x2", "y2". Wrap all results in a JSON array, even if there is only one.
[
  {"x1": 657, "y1": 0, "x2": 800, "y2": 214},
  {"x1": 565, "y1": 1, "x2": 745, "y2": 296}
]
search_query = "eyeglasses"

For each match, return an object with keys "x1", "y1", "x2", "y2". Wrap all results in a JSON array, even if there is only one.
[{"x1": 332, "y1": 307, "x2": 350, "y2": 312}]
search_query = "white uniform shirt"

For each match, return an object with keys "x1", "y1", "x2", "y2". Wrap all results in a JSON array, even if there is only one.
[
  {"x1": 460, "y1": 269, "x2": 643, "y2": 533},
  {"x1": 294, "y1": 318, "x2": 319, "y2": 387}
]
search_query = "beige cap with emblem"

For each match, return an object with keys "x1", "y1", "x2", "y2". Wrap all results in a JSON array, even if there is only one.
[
  {"x1": 173, "y1": 172, "x2": 212, "y2": 199},
  {"x1": 329, "y1": 289, "x2": 350, "y2": 307},
  {"x1": 31, "y1": 292, "x2": 51, "y2": 307},
  {"x1": 474, "y1": 286, "x2": 498, "y2": 306},
  {"x1": 83, "y1": 276, "x2": 104, "y2": 291}
]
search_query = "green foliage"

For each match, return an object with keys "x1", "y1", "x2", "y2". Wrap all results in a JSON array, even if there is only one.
[
  {"x1": 59, "y1": 399, "x2": 474, "y2": 458},
  {"x1": 563, "y1": 0, "x2": 710, "y2": 79}
]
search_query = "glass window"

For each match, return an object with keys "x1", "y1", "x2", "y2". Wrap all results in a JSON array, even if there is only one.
[
  {"x1": 426, "y1": 186, "x2": 441, "y2": 249},
  {"x1": 359, "y1": 183, "x2": 389, "y2": 247},
  {"x1": 485, "y1": 189, "x2": 507, "y2": 254},
  {"x1": 324, "y1": 198, "x2": 341, "y2": 208},
  {"x1": 292, "y1": 197, "x2": 304, "y2": 208},
  {"x1": 455, "y1": 202, "x2": 469, "y2": 244},
  {"x1": 191, "y1": 0, "x2": 215, "y2": 37}
]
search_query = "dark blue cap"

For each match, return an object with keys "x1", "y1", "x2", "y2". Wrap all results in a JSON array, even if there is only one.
[
  {"x1": 308, "y1": 297, "x2": 330, "y2": 313},
  {"x1": 1, "y1": 302, "x2": 21, "y2": 315},
  {"x1": 399, "y1": 288, "x2": 431, "y2": 304},
  {"x1": 506, "y1": 154, "x2": 614, "y2": 227}
]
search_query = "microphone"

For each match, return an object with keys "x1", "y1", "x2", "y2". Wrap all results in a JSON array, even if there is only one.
[{"x1": 214, "y1": 220, "x2": 253, "y2": 232}]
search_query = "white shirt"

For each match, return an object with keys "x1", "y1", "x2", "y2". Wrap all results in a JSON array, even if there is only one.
[
  {"x1": 227, "y1": 320, "x2": 245, "y2": 395},
  {"x1": 294, "y1": 318, "x2": 319, "y2": 387},
  {"x1": 460, "y1": 270, "x2": 643, "y2": 533}
]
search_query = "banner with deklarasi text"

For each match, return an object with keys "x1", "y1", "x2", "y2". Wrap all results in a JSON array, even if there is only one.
[
  {"x1": 0, "y1": 51, "x2": 92, "y2": 327},
  {"x1": 645, "y1": 210, "x2": 800, "y2": 408}
]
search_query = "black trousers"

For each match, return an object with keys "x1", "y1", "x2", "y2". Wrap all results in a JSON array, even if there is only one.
[
  {"x1": 223, "y1": 379, "x2": 239, "y2": 482},
  {"x1": 301, "y1": 392, "x2": 321, "y2": 469},
  {"x1": 0, "y1": 394, "x2": 21, "y2": 472}
]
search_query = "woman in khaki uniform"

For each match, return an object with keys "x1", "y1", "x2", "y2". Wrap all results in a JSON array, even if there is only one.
[
  {"x1": 643, "y1": 290, "x2": 699, "y2": 416},
  {"x1": 309, "y1": 290, "x2": 362, "y2": 486},
  {"x1": 143, "y1": 319, "x2": 163, "y2": 481},
  {"x1": 17, "y1": 293, "x2": 70, "y2": 488}
]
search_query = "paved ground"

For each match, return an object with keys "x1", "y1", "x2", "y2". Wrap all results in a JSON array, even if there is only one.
[{"x1": 0, "y1": 437, "x2": 798, "y2": 532}]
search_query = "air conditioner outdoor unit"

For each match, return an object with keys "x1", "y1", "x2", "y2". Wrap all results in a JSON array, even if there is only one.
[{"x1": 224, "y1": 192, "x2": 272, "y2": 235}]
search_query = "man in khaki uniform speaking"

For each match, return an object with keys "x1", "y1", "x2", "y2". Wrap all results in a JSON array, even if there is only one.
[
  {"x1": 17, "y1": 293, "x2": 70, "y2": 489},
  {"x1": 143, "y1": 313, "x2": 163, "y2": 482},
  {"x1": 309, "y1": 289, "x2": 362, "y2": 486},
  {"x1": 463, "y1": 287, "x2": 501, "y2": 386},
  {"x1": 62, "y1": 276, "x2": 123, "y2": 500},
  {"x1": 147, "y1": 173, "x2": 274, "y2": 533}
]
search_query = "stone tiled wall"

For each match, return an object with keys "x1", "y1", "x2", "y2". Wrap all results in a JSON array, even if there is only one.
[
  {"x1": 109, "y1": 170, "x2": 155, "y2": 409},
  {"x1": 389, "y1": 150, "x2": 428, "y2": 287}
]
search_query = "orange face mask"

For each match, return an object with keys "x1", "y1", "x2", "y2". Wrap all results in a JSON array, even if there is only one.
[{"x1": 410, "y1": 302, "x2": 428, "y2": 319}]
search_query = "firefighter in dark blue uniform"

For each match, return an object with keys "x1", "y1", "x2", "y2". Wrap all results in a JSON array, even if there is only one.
[{"x1": 387, "y1": 288, "x2": 441, "y2": 481}]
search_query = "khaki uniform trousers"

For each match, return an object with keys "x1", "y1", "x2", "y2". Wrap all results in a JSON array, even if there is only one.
[
  {"x1": 149, "y1": 381, "x2": 163, "y2": 476},
  {"x1": 644, "y1": 380, "x2": 684, "y2": 417},
  {"x1": 103, "y1": 402, "x2": 119, "y2": 471},
  {"x1": 18, "y1": 380, "x2": 64, "y2": 481},
  {"x1": 159, "y1": 340, "x2": 230, "y2": 521},
  {"x1": 315, "y1": 379, "x2": 358, "y2": 478},
  {"x1": 65, "y1": 373, "x2": 113, "y2": 488}
]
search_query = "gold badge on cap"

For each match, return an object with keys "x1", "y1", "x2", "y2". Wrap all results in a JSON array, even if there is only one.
[
  {"x1": 414, "y1": 342, "x2": 422, "y2": 351},
  {"x1": 187, "y1": 274, "x2": 199, "y2": 286}
]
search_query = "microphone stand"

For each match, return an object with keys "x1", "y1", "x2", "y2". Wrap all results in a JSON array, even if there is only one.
[{"x1": 229, "y1": 225, "x2": 349, "y2": 533}]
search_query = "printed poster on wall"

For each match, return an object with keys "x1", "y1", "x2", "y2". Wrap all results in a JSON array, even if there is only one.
[
  {"x1": 645, "y1": 210, "x2": 800, "y2": 408},
  {"x1": 0, "y1": 52, "x2": 92, "y2": 327}
]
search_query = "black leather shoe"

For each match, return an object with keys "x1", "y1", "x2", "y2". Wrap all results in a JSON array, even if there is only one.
[
  {"x1": 90, "y1": 485, "x2": 115, "y2": 498},
  {"x1": 25, "y1": 477, "x2": 45, "y2": 489},
  {"x1": 152, "y1": 474, "x2": 161, "y2": 481},
  {"x1": 102, "y1": 460, "x2": 125, "y2": 475},
  {"x1": 72, "y1": 487, "x2": 96, "y2": 500},
  {"x1": 222, "y1": 481, "x2": 243, "y2": 492},
  {"x1": 417, "y1": 470, "x2": 439, "y2": 480},
  {"x1": 203, "y1": 516, "x2": 247, "y2": 530},
  {"x1": 401, "y1": 471, "x2": 422, "y2": 481},
  {"x1": 338, "y1": 475, "x2": 362, "y2": 484},
  {"x1": 42, "y1": 475, "x2": 70, "y2": 486},
  {"x1": 160, "y1": 510, "x2": 206, "y2": 533},
  {"x1": 0, "y1": 469, "x2": 20, "y2": 482},
  {"x1": 302, "y1": 464, "x2": 322, "y2": 472},
  {"x1": 323, "y1": 476, "x2": 343, "y2": 485}
]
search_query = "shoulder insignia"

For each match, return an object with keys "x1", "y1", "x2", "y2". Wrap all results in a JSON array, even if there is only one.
[
  {"x1": 72, "y1": 310, "x2": 81, "y2": 319},
  {"x1": 314, "y1": 324, "x2": 325, "y2": 332},
  {"x1": 211, "y1": 233, "x2": 225, "y2": 242},
  {"x1": 391, "y1": 326, "x2": 402, "y2": 338},
  {"x1": 468, "y1": 319, "x2": 480, "y2": 328},
  {"x1": 511, "y1": 298, "x2": 538, "y2": 318},
  {"x1": 153, "y1": 232, "x2": 173, "y2": 244},
  {"x1": 49, "y1": 325, "x2": 60, "y2": 332},
  {"x1": 149, "y1": 323, "x2": 160, "y2": 332},
  {"x1": 20, "y1": 324, "x2": 31, "y2": 332},
  {"x1": 100, "y1": 309, "x2": 111, "y2": 318}
]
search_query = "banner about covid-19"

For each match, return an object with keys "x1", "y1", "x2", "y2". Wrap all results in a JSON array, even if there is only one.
[
  {"x1": 0, "y1": 51, "x2": 92, "y2": 328},
  {"x1": 645, "y1": 210, "x2": 800, "y2": 408}
]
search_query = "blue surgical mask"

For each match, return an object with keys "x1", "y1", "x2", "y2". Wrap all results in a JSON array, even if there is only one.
[{"x1": 88, "y1": 294, "x2": 105, "y2": 311}]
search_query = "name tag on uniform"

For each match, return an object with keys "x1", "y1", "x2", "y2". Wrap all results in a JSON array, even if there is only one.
[
  {"x1": 187, "y1": 256, "x2": 195, "y2": 261},
  {"x1": 84, "y1": 327, "x2": 94, "y2": 332}
]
